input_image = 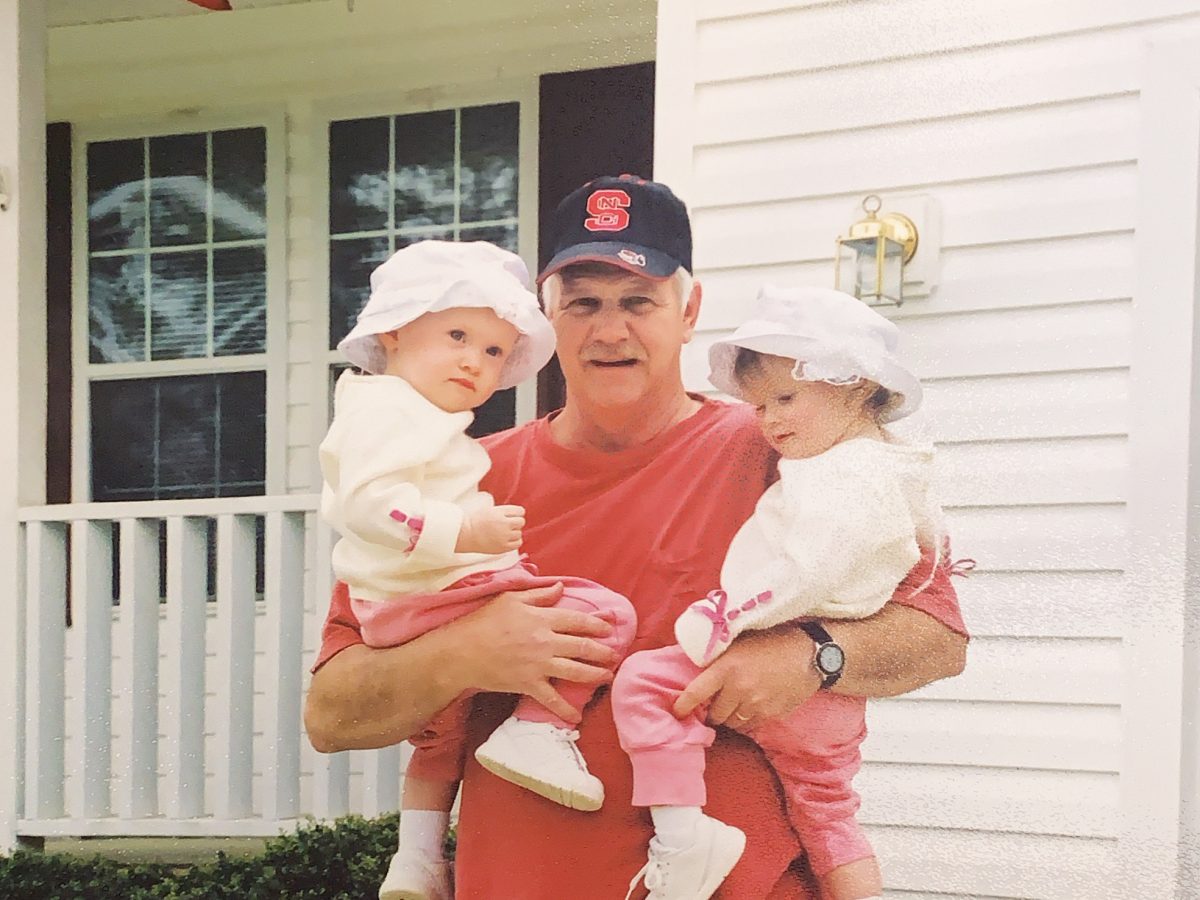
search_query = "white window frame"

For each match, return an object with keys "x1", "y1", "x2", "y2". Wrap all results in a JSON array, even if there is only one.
[
  {"x1": 71, "y1": 108, "x2": 289, "y2": 502},
  {"x1": 309, "y1": 78, "x2": 541, "y2": 475}
]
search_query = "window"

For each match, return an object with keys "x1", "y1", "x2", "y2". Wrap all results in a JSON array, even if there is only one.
[
  {"x1": 326, "y1": 101, "x2": 522, "y2": 436},
  {"x1": 83, "y1": 125, "x2": 273, "y2": 503}
]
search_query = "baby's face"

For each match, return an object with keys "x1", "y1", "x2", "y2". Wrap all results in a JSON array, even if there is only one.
[
  {"x1": 738, "y1": 354, "x2": 873, "y2": 459},
  {"x1": 380, "y1": 307, "x2": 519, "y2": 413}
]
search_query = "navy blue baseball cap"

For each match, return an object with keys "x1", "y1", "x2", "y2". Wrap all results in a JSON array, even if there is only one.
[{"x1": 537, "y1": 174, "x2": 693, "y2": 284}]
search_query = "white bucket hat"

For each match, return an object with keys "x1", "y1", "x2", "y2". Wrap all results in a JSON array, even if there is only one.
[
  {"x1": 338, "y1": 240, "x2": 556, "y2": 390},
  {"x1": 708, "y1": 285, "x2": 922, "y2": 422}
]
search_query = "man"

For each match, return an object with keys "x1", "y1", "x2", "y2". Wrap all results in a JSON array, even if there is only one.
[{"x1": 305, "y1": 175, "x2": 968, "y2": 898}]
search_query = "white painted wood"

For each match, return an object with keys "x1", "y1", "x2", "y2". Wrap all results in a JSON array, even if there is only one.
[
  {"x1": 19, "y1": 493, "x2": 319, "y2": 522},
  {"x1": 858, "y1": 763, "x2": 1119, "y2": 837},
  {"x1": 212, "y1": 514, "x2": 256, "y2": 820},
  {"x1": 356, "y1": 747, "x2": 401, "y2": 819},
  {"x1": 912, "y1": 636, "x2": 1120, "y2": 706},
  {"x1": 23, "y1": 522, "x2": 67, "y2": 820},
  {"x1": 69, "y1": 519, "x2": 113, "y2": 819},
  {"x1": 160, "y1": 516, "x2": 208, "y2": 820},
  {"x1": 0, "y1": 0, "x2": 47, "y2": 851},
  {"x1": 309, "y1": 749, "x2": 351, "y2": 821},
  {"x1": 17, "y1": 816, "x2": 301, "y2": 837},
  {"x1": 956, "y1": 570, "x2": 1124, "y2": 639},
  {"x1": 946, "y1": 503, "x2": 1126, "y2": 572},
  {"x1": 116, "y1": 518, "x2": 159, "y2": 819},
  {"x1": 863, "y1": 698, "x2": 1121, "y2": 772},
  {"x1": 870, "y1": 826, "x2": 1118, "y2": 899},
  {"x1": 695, "y1": 0, "x2": 1200, "y2": 83},
  {"x1": 1124, "y1": 33, "x2": 1200, "y2": 898},
  {"x1": 260, "y1": 510, "x2": 305, "y2": 820}
]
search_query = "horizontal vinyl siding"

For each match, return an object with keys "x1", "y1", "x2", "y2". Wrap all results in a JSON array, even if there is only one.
[{"x1": 669, "y1": 2, "x2": 1200, "y2": 896}]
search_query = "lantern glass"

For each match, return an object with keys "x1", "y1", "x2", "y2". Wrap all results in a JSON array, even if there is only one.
[{"x1": 836, "y1": 235, "x2": 905, "y2": 306}]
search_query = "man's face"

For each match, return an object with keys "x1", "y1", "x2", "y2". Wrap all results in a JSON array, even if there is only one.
[
  {"x1": 380, "y1": 306, "x2": 518, "y2": 413},
  {"x1": 549, "y1": 267, "x2": 700, "y2": 411}
]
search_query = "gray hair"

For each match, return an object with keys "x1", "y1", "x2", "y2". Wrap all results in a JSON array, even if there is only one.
[{"x1": 542, "y1": 264, "x2": 694, "y2": 316}]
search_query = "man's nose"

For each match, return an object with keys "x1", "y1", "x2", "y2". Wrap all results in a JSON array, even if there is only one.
[{"x1": 590, "y1": 307, "x2": 631, "y2": 343}]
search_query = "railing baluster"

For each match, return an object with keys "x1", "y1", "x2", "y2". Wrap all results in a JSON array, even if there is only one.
[
  {"x1": 70, "y1": 520, "x2": 113, "y2": 819},
  {"x1": 309, "y1": 749, "x2": 351, "y2": 821},
  {"x1": 24, "y1": 521, "x2": 67, "y2": 819},
  {"x1": 358, "y1": 746, "x2": 402, "y2": 819},
  {"x1": 213, "y1": 514, "x2": 256, "y2": 821},
  {"x1": 161, "y1": 517, "x2": 208, "y2": 820},
  {"x1": 261, "y1": 511, "x2": 304, "y2": 820},
  {"x1": 117, "y1": 518, "x2": 159, "y2": 819}
]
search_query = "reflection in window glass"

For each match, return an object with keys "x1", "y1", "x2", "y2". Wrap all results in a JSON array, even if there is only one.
[
  {"x1": 90, "y1": 372, "x2": 266, "y2": 502},
  {"x1": 86, "y1": 127, "x2": 268, "y2": 364},
  {"x1": 328, "y1": 102, "x2": 520, "y2": 350}
]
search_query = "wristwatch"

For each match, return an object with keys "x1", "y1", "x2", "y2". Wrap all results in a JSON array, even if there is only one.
[{"x1": 799, "y1": 621, "x2": 845, "y2": 690}]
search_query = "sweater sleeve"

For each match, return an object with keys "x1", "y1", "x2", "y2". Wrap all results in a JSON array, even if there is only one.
[
  {"x1": 769, "y1": 459, "x2": 922, "y2": 620},
  {"x1": 326, "y1": 407, "x2": 466, "y2": 567}
]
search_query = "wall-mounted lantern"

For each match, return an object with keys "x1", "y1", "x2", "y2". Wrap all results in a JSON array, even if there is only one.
[{"x1": 834, "y1": 194, "x2": 920, "y2": 306}]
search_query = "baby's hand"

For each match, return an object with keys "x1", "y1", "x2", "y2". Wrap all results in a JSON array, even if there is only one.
[{"x1": 456, "y1": 505, "x2": 525, "y2": 554}]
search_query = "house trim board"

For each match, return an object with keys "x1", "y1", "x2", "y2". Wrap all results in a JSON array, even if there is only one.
[{"x1": 1124, "y1": 32, "x2": 1200, "y2": 899}]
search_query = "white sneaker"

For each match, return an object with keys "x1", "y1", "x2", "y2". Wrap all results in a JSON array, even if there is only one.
[
  {"x1": 378, "y1": 848, "x2": 452, "y2": 900},
  {"x1": 625, "y1": 814, "x2": 746, "y2": 900},
  {"x1": 473, "y1": 717, "x2": 604, "y2": 811}
]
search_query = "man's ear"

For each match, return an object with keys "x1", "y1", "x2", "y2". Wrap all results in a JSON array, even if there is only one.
[{"x1": 681, "y1": 279, "x2": 703, "y2": 344}]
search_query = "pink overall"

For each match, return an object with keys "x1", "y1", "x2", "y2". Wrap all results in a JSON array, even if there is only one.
[
  {"x1": 612, "y1": 644, "x2": 872, "y2": 878},
  {"x1": 354, "y1": 561, "x2": 637, "y2": 784}
]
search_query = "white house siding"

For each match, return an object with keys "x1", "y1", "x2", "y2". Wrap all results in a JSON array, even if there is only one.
[
  {"x1": 41, "y1": 0, "x2": 654, "y2": 831},
  {"x1": 656, "y1": 1, "x2": 1200, "y2": 897}
]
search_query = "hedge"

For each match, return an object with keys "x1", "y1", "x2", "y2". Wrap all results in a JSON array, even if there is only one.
[{"x1": 0, "y1": 813, "x2": 451, "y2": 899}]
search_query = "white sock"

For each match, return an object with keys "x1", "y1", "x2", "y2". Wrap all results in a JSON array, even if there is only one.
[
  {"x1": 650, "y1": 805, "x2": 703, "y2": 850},
  {"x1": 397, "y1": 809, "x2": 449, "y2": 859}
]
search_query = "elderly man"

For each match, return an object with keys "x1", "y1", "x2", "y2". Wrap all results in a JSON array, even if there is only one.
[{"x1": 305, "y1": 175, "x2": 968, "y2": 899}]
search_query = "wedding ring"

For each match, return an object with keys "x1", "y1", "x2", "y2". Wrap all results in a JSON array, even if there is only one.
[{"x1": 733, "y1": 712, "x2": 751, "y2": 721}]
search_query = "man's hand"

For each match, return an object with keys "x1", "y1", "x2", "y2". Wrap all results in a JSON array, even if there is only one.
[
  {"x1": 452, "y1": 583, "x2": 618, "y2": 724},
  {"x1": 674, "y1": 627, "x2": 820, "y2": 732},
  {"x1": 456, "y1": 504, "x2": 525, "y2": 554}
]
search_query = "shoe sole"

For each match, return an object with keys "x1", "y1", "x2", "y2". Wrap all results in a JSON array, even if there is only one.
[
  {"x1": 696, "y1": 826, "x2": 747, "y2": 899},
  {"x1": 473, "y1": 751, "x2": 604, "y2": 812}
]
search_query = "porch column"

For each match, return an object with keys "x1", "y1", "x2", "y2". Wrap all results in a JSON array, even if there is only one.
[{"x1": 0, "y1": 0, "x2": 47, "y2": 851}]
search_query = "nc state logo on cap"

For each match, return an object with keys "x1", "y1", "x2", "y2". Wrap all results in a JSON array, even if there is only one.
[
  {"x1": 584, "y1": 189, "x2": 631, "y2": 232},
  {"x1": 617, "y1": 248, "x2": 646, "y2": 267}
]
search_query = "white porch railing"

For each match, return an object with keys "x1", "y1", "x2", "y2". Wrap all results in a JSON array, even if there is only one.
[{"x1": 15, "y1": 495, "x2": 405, "y2": 839}]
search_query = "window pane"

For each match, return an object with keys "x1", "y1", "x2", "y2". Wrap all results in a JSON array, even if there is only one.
[
  {"x1": 212, "y1": 128, "x2": 267, "y2": 242},
  {"x1": 394, "y1": 110, "x2": 455, "y2": 229},
  {"x1": 149, "y1": 251, "x2": 208, "y2": 360},
  {"x1": 329, "y1": 117, "x2": 389, "y2": 234},
  {"x1": 460, "y1": 102, "x2": 519, "y2": 223},
  {"x1": 90, "y1": 372, "x2": 266, "y2": 502},
  {"x1": 89, "y1": 255, "x2": 145, "y2": 363},
  {"x1": 88, "y1": 139, "x2": 145, "y2": 252},
  {"x1": 459, "y1": 223, "x2": 518, "y2": 253},
  {"x1": 149, "y1": 133, "x2": 208, "y2": 247},
  {"x1": 213, "y1": 247, "x2": 267, "y2": 356},
  {"x1": 330, "y1": 235, "x2": 390, "y2": 349},
  {"x1": 467, "y1": 387, "x2": 516, "y2": 438},
  {"x1": 395, "y1": 229, "x2": 453, "y2": 250}
]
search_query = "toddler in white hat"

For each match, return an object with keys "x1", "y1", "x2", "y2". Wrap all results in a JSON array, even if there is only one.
[
  {"x1": 614, "y1": 286, "x2": 951, "y2": 900},
  {"x1": 320, "y1": 240, "x2": 636, "y2": 900}
]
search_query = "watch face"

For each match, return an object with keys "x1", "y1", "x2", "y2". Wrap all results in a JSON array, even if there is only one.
[{"x1": 816, "y1": 643, "x2": 845, "y2": 675}]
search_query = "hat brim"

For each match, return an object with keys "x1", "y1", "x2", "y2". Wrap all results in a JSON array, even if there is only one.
[
  {"x1": 536, "y1": 241, "x2": 683, "y2": 284},
  {"x1": 708, "y1": 330, "x2": 922, "y2": 424}
]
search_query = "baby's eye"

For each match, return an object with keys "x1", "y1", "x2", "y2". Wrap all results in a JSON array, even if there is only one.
[
  {"x1": 485, "y1": 345, "x2": 504, "y2": 358},
  {"x1": 753, "y1": 405, "x2": 766, "y2": 415},
  {"x1": 449, "y1": 329, "x2": 466, "y2": 342},
  {"x1": 777, "y1": 393, "x2": 794, "y2": 404}
]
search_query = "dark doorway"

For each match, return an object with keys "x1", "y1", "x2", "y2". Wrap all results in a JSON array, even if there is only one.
[{"x1": 536, "y1": 61, "x2": 656, "y2": 414}]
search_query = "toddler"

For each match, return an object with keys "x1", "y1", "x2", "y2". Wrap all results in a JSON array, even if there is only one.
[
  {"x1": 614, "y1": 286, "x2": 946, "y2": 900},
  {"x1": 321, "y1": 240, "x2": 636, "y2": 900}
]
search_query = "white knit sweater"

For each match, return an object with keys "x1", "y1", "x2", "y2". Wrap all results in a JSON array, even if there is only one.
[
  {"x1": 319, "y1": 371, "x2": 518, "y2": 602},
  {"x1": 676, "y1": 436, "x2": 944, "y2": 666}
]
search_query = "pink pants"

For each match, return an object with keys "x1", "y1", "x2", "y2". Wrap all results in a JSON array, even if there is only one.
[
  {"x1": 612, "y1": 644, "x2": 873, "y2": 878},
  {"x1": 353, "y1": 562, "x2": 637, "y2": 785}
]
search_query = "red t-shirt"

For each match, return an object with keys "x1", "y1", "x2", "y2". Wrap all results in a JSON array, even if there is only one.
[{"x1": 314, "y1": 399, "x2": 967, "y2": 899}]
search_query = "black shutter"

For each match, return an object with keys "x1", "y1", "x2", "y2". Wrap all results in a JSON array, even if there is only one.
[
  {"x1": 536, "y1": 61, "x2": 656, "y2": 415},
  {"x1": 46, "y1": 121, "x2": 72, "y2": 505}
]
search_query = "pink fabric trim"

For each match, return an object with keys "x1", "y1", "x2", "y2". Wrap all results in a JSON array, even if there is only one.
[{"x1": 627, "y1": 744, "x2": 709, "y2": 808}]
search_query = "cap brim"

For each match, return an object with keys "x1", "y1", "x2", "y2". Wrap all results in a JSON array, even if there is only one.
[{"x1": 536, "y1": 241, "x2": 682, "y2": 284}]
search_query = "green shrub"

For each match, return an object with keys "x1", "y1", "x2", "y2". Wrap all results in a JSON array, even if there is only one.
[{"x1": 0, "y1": 813, "x2": 433, "y2": 899}]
